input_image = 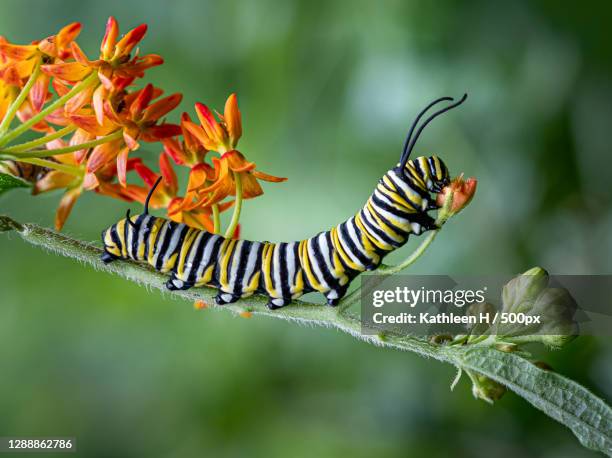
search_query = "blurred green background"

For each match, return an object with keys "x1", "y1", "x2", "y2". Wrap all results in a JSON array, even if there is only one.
[{"x1": 1, "y1": 0, "x2": 611, "y2": 456}]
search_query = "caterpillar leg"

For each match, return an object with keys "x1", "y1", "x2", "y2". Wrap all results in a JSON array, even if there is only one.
[
  {"x1": 165, "y1": 275, "x2": 194, "y2": 291},
  {"x1": 410, "y1": 213, "x2": 439, "y2": 234},
  {"x1": 325, "y1": 286, "x2": 348, "y2": 307},
  {"x1": 215, "y1": 291, "x2": 241, "y2": 305},
  {"x1": 101, "y1": 251, "x2": 117, "y2": 264},
  {"x1": 266, "y1": 297, "x2": 291, "y2": 310}
]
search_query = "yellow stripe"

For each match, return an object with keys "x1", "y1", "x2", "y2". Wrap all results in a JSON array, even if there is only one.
[
  {"x1": 116, "y1": 220, "x2": 128, "y2": 258},
  {"x1": 330, "y1": 227, "x2": 360, "y2": 271},
  {"x1": 355, "y1": 214, "x2": 391, "y2": 252},
  {"x1": 147, "y1": 218, "x2": 166, "y2": 264},
  {"x1": 299, "y1": 239, "x2": 322, "y2": 291},
  {"x1": 176, "y1": 228, "x2": 200, "y2": 277},
  {"x1": 219, "y1": 239, "x2": 236, "y2": 289},
  {"x1": 366, "y1": 202, "x2": 402, "y2": 242},
  {"x1": 262, "y1": 243, "x2": 277, "y2": 297}
]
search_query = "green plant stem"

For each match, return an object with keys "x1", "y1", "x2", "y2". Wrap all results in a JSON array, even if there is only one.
[
  {"x1": 1, "y1": 214, "x2": 610, "y2": 455},
  {"x1": 13, "y1": 157, "x2": 82, "y2": 176},
  {"x1": 0, "y1": 130, "x2": 123, "y2": 159},
  {"x1": 2, "y1": 125, "x2": 77, "y2": 153},
  {"x1": 0, "y1": 71, "x2": 98, "y2": 147},
  {"x1": 212, "y1": 204, "x2": 220, "y2": 234},
  {"x1": 0, "y1": 61, "x2": 42, "y2": 136},
  {"x1": 224, "y1": 171, "x2": 242, "y2": 238}
]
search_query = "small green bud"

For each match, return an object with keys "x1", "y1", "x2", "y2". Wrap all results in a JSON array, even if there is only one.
[
  {"x1": 502, "y1": 267, "x2": 549, "y2": 314},
  {"x1": 471, "y1": 373, "x2": 507, "y2": 403}
]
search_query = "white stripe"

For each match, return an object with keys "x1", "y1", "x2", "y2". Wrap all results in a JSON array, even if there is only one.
[
  {"x1": 285, "y1": 242, "x2": 297, "y2": 292},
  {"x1": 307, "y1": 238, "x2": 330, "y2": 291},
  {"x1": 228, "y1": 240, "x2": 244, "y2": 291},
  {"x1": 151, "y1": 221, "x2": 170, "y2": 266},
  {"x1": 337, "y1": 221, "x2": 365, "y2": 269},
  {"x1": 161, "y1": 224, "x2": 186, "y2": 267},
  {"x1": 195, "y1": 234, "x2": 221, "y2": 281},
  {"x1": 242, "y1": 242, "x2": 261, "y2": 291},
  {"x1": 182, "y1": 230, "x2": 205, "y2": 280},
  {"x1": 136, "y1": 215, "x2": 151, "y2": 261}
]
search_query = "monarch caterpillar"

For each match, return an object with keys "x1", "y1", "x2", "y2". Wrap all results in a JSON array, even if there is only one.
[{"x1": 101, "y1": 94, "x2": 467, "y2": 309}]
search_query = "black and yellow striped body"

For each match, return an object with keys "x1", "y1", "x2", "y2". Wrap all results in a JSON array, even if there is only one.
[{"x1": 101, "y1": 155, "x2": 450, "y2": 309}]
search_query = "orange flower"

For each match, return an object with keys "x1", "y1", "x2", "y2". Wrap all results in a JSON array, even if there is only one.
[
  {"x1": 42, "y1": 17, "x2": 162, "y2": 86},
  {"x1": 70, "y1": 83, "x2": 181, "y2": 185},
  {"x1": 0, "y1": 23, "x2": 82, "y2": 118},
  {"x1": 184, "y1": 150, "x2": 286, "y2": 210},
  {"x1": 436, "y1": 174, "x2": 477, "y2": 214},
  {"x1": 163, "y1": 112, "x2": 209, "y2": 167},
  {"x1": 115, "y1": 156, "x2": 230, "y2": 232},
  {"x1": 182, "y1": 93, "x2": 241, "y2": 153}
]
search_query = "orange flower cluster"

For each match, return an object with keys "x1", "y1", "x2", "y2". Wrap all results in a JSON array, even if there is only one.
[{"x1": 0, "y1": 18, "x2": 286, "y2": 232}]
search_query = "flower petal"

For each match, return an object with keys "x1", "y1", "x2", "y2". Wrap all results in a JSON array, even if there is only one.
[
  {"x1": 251, "y1": 170, "x2": 287, "y2": 182},
  {"x1": 141, "y1": 123, "x2": 181, "y2": 141},
  {"x1": 114, "y1": 24, "x2": 147, "y2": 59},
  {"x1": 142, "y1": 93, "x2": 182, "y2": 123},
  {"x1": 159, "y1": 152, "x2": 178, "y2": 196},
  {"x1": 101, "y1": 17, "x2": 119, "y2": 60},
  {"x1": 55, "y1": 187, "x2": 82, "y2": 231},
  {"x1": 87, "y1": 140, "x2": 122, "y2": 173},
  {"x1": 240, "y1": 172, "x2": 264, "y2": 199},
  {"x1": 41, "y1": 62, "x2": 91, "y2": 81},
  {"x1": 129, "y1": 83, "x2": 154, "y2": 120},
  {"x1": 30, "y1": 73, "x2": 49, "y2": 113},
  {"x1": 116, "y1": 146, "x2": 130, "y2": 186},
  {"x1": 224, "y1": 93, "x2": 242, "y2": 147},
  {"x1": 33, "y1": 170, "x2": 75, "y2": 194}
]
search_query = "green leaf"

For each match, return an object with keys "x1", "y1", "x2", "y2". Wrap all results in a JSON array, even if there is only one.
[
  {"x1": 0, "y1": 172, "x2": 30, "y2": 195},
  {"x1": 459, "y1": 347, "x2": 612, "y2": 456}
]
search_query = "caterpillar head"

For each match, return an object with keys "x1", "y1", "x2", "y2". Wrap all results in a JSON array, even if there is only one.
[
  {"x1": 100, "y1": 176, "x2": 162, "y2": 264},
  {"x1": 101, "y1": 224, "x2": 122, "y2": 263},
  {"x1": 405, "y1": 155, "x2": 451, "y2": 193},
  {"x1": 398, "y1": 94, "x2": 467, "y2": 193}
]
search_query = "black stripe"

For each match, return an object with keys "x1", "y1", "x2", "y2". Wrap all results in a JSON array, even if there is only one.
[
  {"x1": 359, "y1": 209, "x2": 400, "y2": 248},
  {"x1": 368, "y1": 201, "x2": 410, "y2": 240},
  {"x1": 372, "y1": 192, "x2": 413, "y2": 219},
  {"x1": 154, "y1": 221, "x2": 177, "y2": 270},
  {"x1": 338, "y1": 220, "x2": 372, "y2": 266},
  {"x1": 208, "y1": 236, "x2": 225, "y2": 287},
  {"x1": 383, "y1": 173, "x2": 422, "y2": 212},
  {"x1": 130, "y1": 214, "x2": 146, "y2": 259},
  {"x1": 231, "y1": 240, "x2": 251, "y2": 294},
  {"x1": 311, "y1": 234, "x2": 341, "y2": 291},
  {"x1": 187, "y1": 231, "x2": 212, "y2": 284},
  {"x1": 278, "y1": 243, "x2": 290, "y2": 299},
  {"x1": 143, "y1": 216, "x2": 159, "y2": 262},
  {"x1": 110, "y1": 224, "x2": 122, "y2": 254}
]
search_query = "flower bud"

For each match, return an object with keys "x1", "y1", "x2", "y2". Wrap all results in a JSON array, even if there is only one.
[
  {"x1": 436, "y1": 174, "x2": 477, "y2": 215},
  {"x1": 470, "y1": 373, "x2": 506, "y2": 403},
  {"x1": 502, "y1": 267, "x2": 549, "y2": 314}
]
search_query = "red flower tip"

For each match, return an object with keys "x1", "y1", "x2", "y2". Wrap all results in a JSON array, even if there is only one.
[{"x1": 436, "y1": 175, "x2": 477, "y2": 214}]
